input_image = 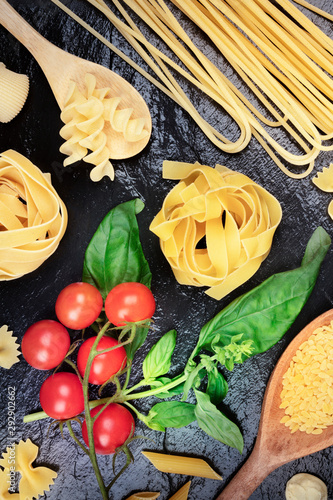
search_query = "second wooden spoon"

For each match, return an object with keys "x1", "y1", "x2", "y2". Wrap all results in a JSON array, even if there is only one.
[{"x1": 216, "y1": 308, "x2": 333, "y2": 500}]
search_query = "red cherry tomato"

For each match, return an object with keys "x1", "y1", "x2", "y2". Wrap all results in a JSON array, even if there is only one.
[
  {"x1": 21, "y1": 319, "x2": 70, "y2": 370},
  {"x1": 104, "y1": 282, "x2": 155, "y2": 326},
  {"x1": 55, "y1": 282, "x2": 103, "y2": 330},
  {"x1": 77, "y1": 336, "x2": 127, "y2": 385},
  {"x1": 39, "y1": 372, "x2": 84, "y2": 420},
  {"x1": 82, "y1": 404, "x2": 135, "y2": 455}
]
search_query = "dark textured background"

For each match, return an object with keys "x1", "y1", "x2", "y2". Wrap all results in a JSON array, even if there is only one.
[{"x1": 0, "y1": 1, "x2": 333, "y2": 499}]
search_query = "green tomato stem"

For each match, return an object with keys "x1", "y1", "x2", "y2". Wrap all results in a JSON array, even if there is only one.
[{"x1": 82, "y1": 322, "x2": 111, "y2": 500}]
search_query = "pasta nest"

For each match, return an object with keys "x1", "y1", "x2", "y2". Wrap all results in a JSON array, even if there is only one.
[
  {"x1": 150, "y1": 161, "x2": 282, "y2": 300},
  {"x1": 60, "y1": 73, "x2": 148, "y2": 181},
  {"x1": 0, "y1": 150, "x2": 68, "y2": 280}
]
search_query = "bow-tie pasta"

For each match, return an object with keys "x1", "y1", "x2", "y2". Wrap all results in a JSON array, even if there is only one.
[
  {"x1": 59, "y1": 73, "x2": 149, "y2": 181},
  {"x1": 0, "y1": 439, "x2": 57, "y2": 500},
  {"x1": 312, "y1": 164, "x2": 333, "y2": 220},
  {"x1": 0, "y1": 150, "x2": 68, "y2": 280},
  {"x1": 0, "y1": 325, "x2": 20, "y2": 369},
  {"x1": 150, "y1": 161, "x2": 282, "y2": 300}
]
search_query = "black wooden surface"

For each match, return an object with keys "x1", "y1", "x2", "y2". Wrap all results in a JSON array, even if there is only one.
[{"x1": 0, "y1": 1, "x2": 333, "y2": 499}]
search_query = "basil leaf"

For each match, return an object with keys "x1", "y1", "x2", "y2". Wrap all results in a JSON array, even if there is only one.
[
  {"x1": 82, "y1": 198, "x2": 152, "y2": 299},
  {"x1": 206, "y1": 369, "x2": 228, "y2": 405},
  {"x1": 194, "y1": 389, "x2": 243, "y2": 453},
  {"x1": 143, "y1": 330, "x2": 177, "y2": 381},
  {"x1": 193, "y1": 227, "x2": 330, "y2": 358},
  {"x1": 147, "y1": 401, "x2": 196, "y2": 430},
  {"x1": 153, "y1": 376, "x2": 185, "y2": 399}
]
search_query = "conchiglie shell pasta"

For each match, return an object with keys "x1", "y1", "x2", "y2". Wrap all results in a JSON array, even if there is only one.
[
  {"x1": 0, "y1": 150, "x2": 68, "y2": 280},
  {"x1": 0, "y1": 63, "x2": 29, "y2": 123}
]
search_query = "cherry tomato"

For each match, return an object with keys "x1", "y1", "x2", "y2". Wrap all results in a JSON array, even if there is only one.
[
  {"x1": 77, "y1": 336, "x2": 127, "y2": 385},
  {"x1": 104, "y1": 282, "x2": 155, "y2": 326},
  {"x1": 39, "y1": 372, "x2": 84, "y2": 420},
  {"x1": 55, "y1": 282, "x2": 103, "y2": 330},
  {"x1": 21, "y1": 319, "x2": 70, "y2": 370},
  {"x1": 82, "y1": 403, "x2": 135, "y2": 454}
]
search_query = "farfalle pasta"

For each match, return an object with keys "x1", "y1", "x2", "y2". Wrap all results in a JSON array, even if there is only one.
[
  {"x1": 0, "y1": 325, "x2": 20, "y2": 369},
  {"x1": 312, "y1": 165, "x2": 333, "y2": 220},
  {"x1": 150, "y1": 161, "x2": 282, "y2": 300},
  {"x1": 0, "y1": 439, "x2": 57, "y2": 500},
  {"x1": 0, "y1": 150, "x2": 68, "y2": 280},
  {"x1": 312, "y1": 165, "x2": 333, "y2": 192},
  {"x1": 60, "y1": 73, "x2": 148, "y2": 181},
  {"x1": 0, "y1": 63, "x2": 29, "y2": 123}
]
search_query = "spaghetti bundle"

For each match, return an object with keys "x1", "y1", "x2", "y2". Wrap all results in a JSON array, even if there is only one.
[
  {"x1": 0, "y1": 150, "x2": 68, "y2": 280},
  {"x1": 51, "y1": 0, "x2": 333, "y2": 178},
  {"x1": 150, "y1": 161, "x2": 282, "y2": 300}
]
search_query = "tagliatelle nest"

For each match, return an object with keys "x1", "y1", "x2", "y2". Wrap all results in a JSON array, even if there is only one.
[
  {"x1": 150, "y1": 161, "x2": 282, "y2": 300},
  {"x1": 0, "y1": 150, "x2": 68, "y2": 280},
  {"x1": 0, "y1": 325, "x2": 20, "y2": 369},
  {"x1": 0, "y1": 439, "x2": 57, "y2": 500}
]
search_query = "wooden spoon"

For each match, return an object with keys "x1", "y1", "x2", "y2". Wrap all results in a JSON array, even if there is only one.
[
  {"x1": 0, "y1": 0, "x2": 151, "y2": 159},
  {"x1": 216, "y1": 308, "x2": 333, "y2": 500}
]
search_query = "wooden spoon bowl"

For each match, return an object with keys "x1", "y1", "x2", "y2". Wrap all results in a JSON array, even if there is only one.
[
  {"x1": 0, "y1": 0, "x2": 151, "y2": 159},
  {"x1": 216, "y1": 308, "x2": 333, "y2": 500}
]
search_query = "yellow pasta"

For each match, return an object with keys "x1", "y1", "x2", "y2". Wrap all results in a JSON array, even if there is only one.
[
  {"x1": 0, "y1": 150, "x2": 68, "y2": 280},
  {"x1": 141, "y1": 451, "x2": 222, "y2": 480},
  {"x1": 150, "y1": 161, "x2": 281, "y2": 300},
  {"x1": 328, "y1": 200, "x2": 333, "y2": 220},
  {"x1": 0, "y1": 439, "x2": 57, "y2": 500},
  {"x1": 60, "y1": 73, "x2": 148, "y2": 181},
  {"x1": 0, "y1": 63, "x2": 29, "y2": 123},
  {"x1": 0, "y1": 469, "x2": 20, "y2": 499},
  {"x1": 279, "y1": 321, "x2": 333, "y2": 435},
  {"x1": 52, "y1": 0, "x2": 333, "y2": 178},
  {"x1": 312, "y1": 164, "x2": 333, "y2": 192},
  {"x1": 0, "y1": 325, "x2": 20, "y2": 369},
  {"x1": 169, "y1": 481, "x2": 191, "y2": 500}
]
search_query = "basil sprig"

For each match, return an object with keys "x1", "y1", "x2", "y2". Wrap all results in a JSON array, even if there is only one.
[
  {"x1": 80, "y1": 200, "x2": 330, "y2": 454},
  {"x1": 191, "y1": 226, "x2": 331, "y2": 361}
]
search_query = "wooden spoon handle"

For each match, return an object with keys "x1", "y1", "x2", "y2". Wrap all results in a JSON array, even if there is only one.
[
  {"x1": 0, "y1": 0, "x2": 61, "y2": 67},
  {"x1": 216, "y1": 448, "x2": 276, "y2": 500}
]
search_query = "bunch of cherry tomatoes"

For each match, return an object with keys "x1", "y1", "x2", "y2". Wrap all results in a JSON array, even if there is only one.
[{"x1": 21, "y1": 281, "x2": 156, "y2": 455}]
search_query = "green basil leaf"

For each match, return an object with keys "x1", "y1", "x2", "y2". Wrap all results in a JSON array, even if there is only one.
[
  {"x1": 193, "y1": 227, "x2": 330, "y2": 358},
  {"x1": 153, "y1": 376, "x2": 185, "y2": 399},
  {"x1": 206, "y1": 369, "x2": 228, "y2": 405},
  {"x1": 147, "y1": 401, "x2": 196, "y2": 430},
  {"x1": 194, "y1": 389, "x2": 243, "y2": 453},
  {"x1": 82, "y1": 198, "x2": 152, "y2": 299},
  {"x1": 143, "y1": 330, "x2": 177, "y2": 381}
]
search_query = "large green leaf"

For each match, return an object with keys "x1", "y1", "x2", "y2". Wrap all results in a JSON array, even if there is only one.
[
  {"x1": 193, "y1": 227, "x2": 330, "y2": 358},
  {"x1": 194, "y1": 390, "x2": 243, "y2": 453},
  {"x1": 82, "y1": 198, "x2": 152, "y2": 300}
]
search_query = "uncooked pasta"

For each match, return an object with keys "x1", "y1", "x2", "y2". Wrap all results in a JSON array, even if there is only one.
[
  {"x1": 150, "y1": 161, "x2": 282, "y2": 300},
  {"x1": 0, "y1": 150, "x2": 67, "y2": 280},
  {"x1": 51, "y1": 0, "x2": 333, "y2": 178}
]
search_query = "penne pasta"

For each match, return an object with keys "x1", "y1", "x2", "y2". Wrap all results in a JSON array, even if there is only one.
[{"x1": 142, "y1": 451, "x2": 222, "y2": 480}]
